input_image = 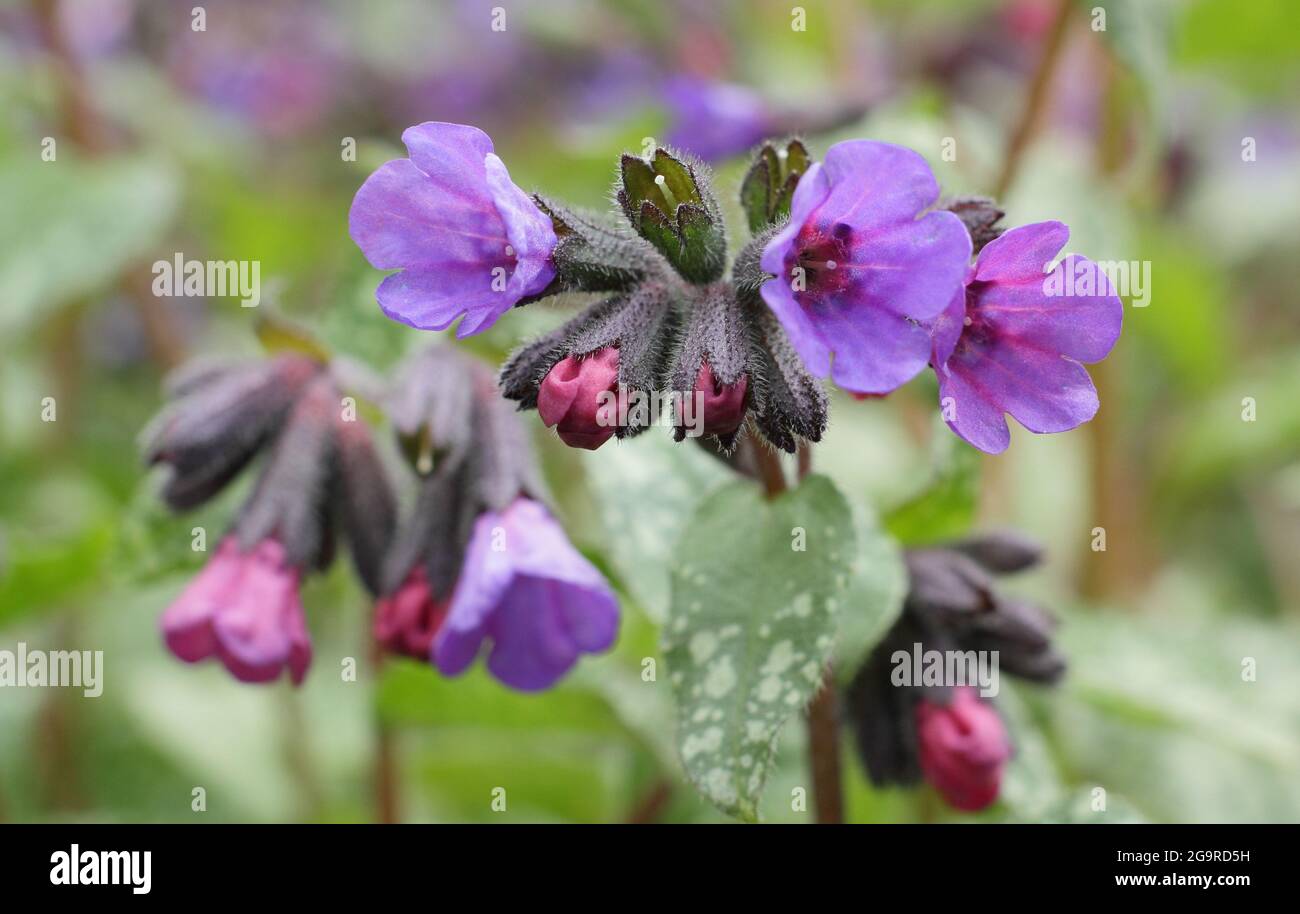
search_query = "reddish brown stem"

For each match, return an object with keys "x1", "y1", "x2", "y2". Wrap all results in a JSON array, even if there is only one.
[
  {"x1": 746, "y1": 424, "x2": 788, "y2": 499},
  {"x1": 625, "y1": 778, "x2": 673, "y2": 824},
  {"x1": 368, "y1": 639, "x2": 400, "y2": 824},
  {"x1": 806, "y1": 677, "x2": 844, "y2": 824},
  {"x1": 992, "y1": 0, "x2": 1074, "y2": 200}
]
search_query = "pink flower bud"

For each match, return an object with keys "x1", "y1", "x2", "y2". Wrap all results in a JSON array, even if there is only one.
[
  {"x1": 374, "y1": 568, "x2": 449, "y2": 661},
  {"x1": 695, "y1": 362, "x2": 748, "y2": 437},
  {"x1": 914, "y1": 687, "x2": 1010, "y2": 811},
  {"x1": 536, "y1": 347, "x2": 620, "y2": 450},
  {"x1": 160, "y1": 537, "x2": 311, "y2": 685}
]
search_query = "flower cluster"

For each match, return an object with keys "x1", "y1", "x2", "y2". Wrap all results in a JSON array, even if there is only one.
[
  {"x1": 144, "y1": 354, "x2": 393, "y2": 684},
  {"x1": 144, "y1": 345, "x2": 618, "y2": 690},
  {"x1": 374, "y1": 346, "x2": 619, "y2": 691},
  {"x1": 846, "y1": 531, "x2": 1065, "y2": 812},
  {"x1": 349, "y1": 122, "x2": 1122, "y2": 456}
]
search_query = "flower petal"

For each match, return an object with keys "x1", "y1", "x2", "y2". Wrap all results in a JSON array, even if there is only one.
[
  {"x1": 348, "y1": 158, "x2": 504, "y2": 273},
  {"x1": 973, "y1": 220, "x2": 1069, "y2": 284},
  {"x1": 484, "y1": 577, "x2": 582, "y2": 691},
  {"x1": 400, "y1": 121, "x2": 494, "y2": 186},
  {"x1": 819, "y1": 140, "x2": 944, "y2": 229},
  {"x1": 433, "y1": 509, "x2": 517, "y2": 676},
  {"x1": 375, "y1": 267, "x2": 515, "y2": 334},
  {"x1": 939, "y1": 334, "x2": 1100, "y2": 453},
  {"x1": 929, "y1": 281, "x2": 970, "y2": 368},
  {"x1": 483, "y1": 152, "x2": 557, "y2": 300}
]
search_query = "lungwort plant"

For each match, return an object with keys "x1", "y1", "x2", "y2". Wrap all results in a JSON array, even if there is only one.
[{"x1": 146, "y1": 120, "x2": 1121, "y2": 822}]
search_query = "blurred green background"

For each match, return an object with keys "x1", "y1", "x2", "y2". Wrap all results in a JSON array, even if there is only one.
[{"x1": 1, "y1": 0, "x2": 1298, "y2": 823}]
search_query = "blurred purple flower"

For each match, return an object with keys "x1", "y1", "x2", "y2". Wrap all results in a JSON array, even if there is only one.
[
  {"x1": 166, "y1": 1, "x2": 344, "y2": 137},
  {"x1": 928, "y1": 221, "x2": 1123, "y2": 454},
  {"x1": 759, "y1": 140, "x2": 971, "y2": 394},
  {"x1": 664, "y1": 77, "x2": 771, "y2": 162},
  {"x1": 434, "y1": 498, "x2": 619, "y2": 692},
  {"x1": 161, "y1": 537, "x2": 312, "y2": 685},
  {"x1": 349, "y1": 122, "x2": 558, "y2": 336}
]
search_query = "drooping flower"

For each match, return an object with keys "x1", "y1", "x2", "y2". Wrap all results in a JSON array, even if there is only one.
[
  {"x1": 536, "y1": 347, "x2": 621, "y2": 450},
  {"x1": 915, "y1": 687, "x2": 1011, "y2": 811},
  {"x1": 375, "y1": 345, "x2": 618, "y2": 690},
  {"x1": 929, "y1": 221, "x2": 1123, "y2": 454},
  {"x1": 847, "y1": 532, "x2": 1064, "y2": 812},
  {"x1": 348, "y1": 121, "x2": 558, "y2": 336},
  {"x1": 434, "y1": 497, "x2": 619, "y2": 692},
  {"x1": 147, "y1": 358, "x2": 397, "y2": 686},
  {"x1": 161, "y1": 537, "x2": 312, "y2": 685},
  {"x1": 759, "y1": 140, "x2": 971, "y2": 394}
]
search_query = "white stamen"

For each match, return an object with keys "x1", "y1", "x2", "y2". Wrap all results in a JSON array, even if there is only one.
[{"x1": 654, "y1": 174, "x2": 678, "y2": 210}]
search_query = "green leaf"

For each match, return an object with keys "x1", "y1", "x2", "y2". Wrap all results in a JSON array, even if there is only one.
[
  {"x1": 739, "y1": 155, "x2": 772, "y2": 235},
  {"x1": 663, "y1": 474, "x2": 854, "y2": 821},
  {"x1": 0, "y1": 155, "x2": 179, "y2": 335},
  {"x1": 0, "y1": 522, "x2": 115, "y2": 626},
  {"x1": 586, "y1": 433, "x2": 731, "y2": 623},
  {"x1": 883, "y1": 420, "x2": 982, "y2": 545},
  {"x1": 832, "y1": 500, "x2": 907, "y2": 683}
]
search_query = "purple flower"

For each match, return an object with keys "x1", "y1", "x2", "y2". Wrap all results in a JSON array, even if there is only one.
[
  {"x1": 664, "y1": 77, "x2": 772, "y2": 163},
  {"x1": 348, "y1": 122, "x2": 558, "y2": 337},
  {"x1": 759, "y1": 140, "x2": 971, "y2": 394},
  {"x1": 928, "y1": 221, "x2": 1123, "y2": 454},
  {"x1": 433, "y1": 498, "x2": 619, "y2": 691},
  {"x1": 161, "y1": 537, "x2": 311, "y2": 685}
]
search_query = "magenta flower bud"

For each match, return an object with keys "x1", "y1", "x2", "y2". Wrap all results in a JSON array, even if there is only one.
[
  {"x1": 694, "y1": 362, "x2": 748, "y2": 437},
  {"x1": 374, "y1": 567, "x2": 449, "y2": 661},
  {"x1": 349, "y1": 121, "x2": 558, "y2": 336},
  {"x1": 160, "y1": 537, "x2": 311, "y2": 685},
  {"x1": 914, "y1": 687, "x2": 1011, "y2": 812},
  {"x1": 536, "y1": 347, "x2": 620, "y2": 450}
]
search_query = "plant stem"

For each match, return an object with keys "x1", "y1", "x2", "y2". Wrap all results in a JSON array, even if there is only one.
[
  {"x1": 992, "y1": 0, "x2": 1074, "y2": 200},
  {"x1": 806, "y1": 676, "x2": 844, "y2": 823},
  {"x1": 625, "y1": 778, "x2": 673, "y2": 824},
  {"x1": 368, "y1": 639, "x2": 400, "y2": 824},
  {"x1": 745, "y1": 423, "x2": 787, "y2": 498},
  {"x1": 795, "y1": 443, "x2": 845, "y2": 823},
  {"x1": 374, "y1": 716, "x2": 399, "y2": 825}
]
